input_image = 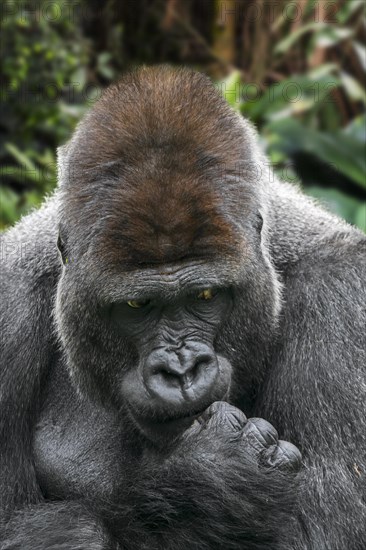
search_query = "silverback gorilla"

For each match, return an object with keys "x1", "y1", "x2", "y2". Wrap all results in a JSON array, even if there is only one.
[{"x1": 1, "y1": 66, "x2": 366, "y2": 550}]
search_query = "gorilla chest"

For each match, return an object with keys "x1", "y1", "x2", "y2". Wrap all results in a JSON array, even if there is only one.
[{"x1": 33, "y1": 367, "x2": 137, "y2": 503}]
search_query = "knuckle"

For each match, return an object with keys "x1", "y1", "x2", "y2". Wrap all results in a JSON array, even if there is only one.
[
  {"x1": 262, "y1": 440, "x2": 302, "y2": 471},
  {"x1": 244, "y1": 418, "x2": 278, "y2": 447},
  {"x1": 201, "y1": 402, "x2": 247, "y2": 427}
]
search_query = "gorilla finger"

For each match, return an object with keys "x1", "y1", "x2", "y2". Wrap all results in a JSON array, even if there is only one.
[
  {"x1": 262, "y1": 440, "x2": 302, "y2": 472},
  {"x1": 241, "y1": 418, "x2": 278, "y2": 453},
  {"x1": 199, "y1": 401, "x2": 247, "y2": 432}
]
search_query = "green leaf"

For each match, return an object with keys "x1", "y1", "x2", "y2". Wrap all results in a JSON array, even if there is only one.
[
  {"x1": 0, "y1": 187, "x2": 19, "y2": 228},
  {"x1": 244, "y1": 75, "x2": 339, "y2": 121},
  {"x1": 0, "y1": 166, "x2": 39, "y2": 184},
  {"x1": 97, "y1": 52, "x2": 115, "y2": 81},
  {"x1": 307, "y1": 63, "x2": 338, "y2": 79},
  {"x1": 5, "y1": 143, "x2": 36, "y2": 171},
  {"x1": 354, "y1": 203, "x2": 366, "y2": 232},
  {"x1": 71, "y1": 67, "x2": 87, "y2": 91},
  {"x1": 305, "y1": 186, "x2": 365, "y2": 231},
  {"x1": 274, "y1": 22, "x2": 327, "y2": 55},
  {"x1": 352, "y1": 41, "x2": 366, "y2": 71},
  {"x1": 217, "y1": 71, "x2": 242, "y2": 111},
  {"x1": 339, "y1": 71, "x2": 366, "y2": 104},
  {"x1": 266, "y1": 118, "x2": 366, "y2": 189},
  {"x1": 312, "y1": 27, "x2": 353, "y2": 48},
  {"x1": 344, "y1": 114, "x2": 366, "y2": 143},
  {"x1": 336, "y1": 0, "x2": 365, "y2": 24}
]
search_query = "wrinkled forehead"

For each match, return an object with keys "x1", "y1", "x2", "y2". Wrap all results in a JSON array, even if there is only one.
[{"x1": 96, "y1": 166, "x2": 245, "y2": 271}]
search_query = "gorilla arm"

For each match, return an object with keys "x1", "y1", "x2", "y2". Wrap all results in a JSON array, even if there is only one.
[
  {"x1": 0, "y1": 200, "x2": 117, "y2": 549},
  {"x1": 0, "y1": 201, "x2": 59, "y2": 514}
]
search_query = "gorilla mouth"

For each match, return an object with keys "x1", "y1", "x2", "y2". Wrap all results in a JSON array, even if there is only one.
[
  {"x1": 139, "y1": 412, "x2": 199, "y2": 438},
  {"x1": 123, "y1": 354, "x2": 233, "y2": 442},
  {"x1": 129, "y1": 393, "x2": 230, "y2": 442},
  {"x1": 131, "y1": 405, "x2": 206, "y2": 439}
]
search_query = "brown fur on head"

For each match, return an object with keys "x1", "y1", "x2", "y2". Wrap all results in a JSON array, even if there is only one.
[
  {"x1": 98, "y1": 164, "x2": 241, "y2": 269},
  {"x1": 58, "y1": 66, "x2": 262, "y2": 269},
  {"x1": 65, "y1": 65, "x2": 255, "y2": 170}
]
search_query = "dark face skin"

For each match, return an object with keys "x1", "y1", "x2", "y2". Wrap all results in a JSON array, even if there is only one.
[{"x1": 104, "y1": 273, "x2": 234, "y2": 441}]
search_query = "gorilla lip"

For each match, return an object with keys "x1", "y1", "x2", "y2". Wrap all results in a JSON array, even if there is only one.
[
  {"x1": 131, "y1": 409, "x2": 201, "y2": 440},
  {"x1": 128, "y1": 387, "x2": 231, "y2": 441}
]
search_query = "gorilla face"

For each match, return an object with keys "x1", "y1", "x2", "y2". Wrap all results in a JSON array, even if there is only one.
[{"x1": 55, "y1": 67, "x2": 281, "y2": 443}]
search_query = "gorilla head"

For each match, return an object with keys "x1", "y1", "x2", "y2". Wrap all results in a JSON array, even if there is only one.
[{"x1": 55, "y1": 66, "x2": 281, "y2": 442}]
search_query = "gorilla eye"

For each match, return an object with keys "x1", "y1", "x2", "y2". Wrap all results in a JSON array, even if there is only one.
[
  {"x1": 197, "y1": 289, "x2": 216, "y2": 301},
  {"x1": 126, "y1": 299, "x2": 149, "y2": 309}
]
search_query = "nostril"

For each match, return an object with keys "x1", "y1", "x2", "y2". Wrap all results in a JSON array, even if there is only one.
[
  {"x1": 191, "y1": 355, "x2": 214, "y2": 379},
  {"x1": 151, "y1": 364, "x2": 166, "y2": 376},
  {"x1": 160, "y1": 370, "x2": 178, "y2": 383}
]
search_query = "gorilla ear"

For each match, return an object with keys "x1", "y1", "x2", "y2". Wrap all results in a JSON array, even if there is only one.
[{"x1": 57, "y1": 231, "x2": 69, "y2": 265}]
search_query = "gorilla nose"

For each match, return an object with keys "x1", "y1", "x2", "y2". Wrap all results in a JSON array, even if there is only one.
[{"x1": 143, "y1": 343, "x2": 219, "y2": 404}]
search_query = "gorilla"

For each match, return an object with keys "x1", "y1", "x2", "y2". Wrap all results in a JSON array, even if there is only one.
[{"x1": 0, "y1": 66, "x2": 365, "y2": 550}]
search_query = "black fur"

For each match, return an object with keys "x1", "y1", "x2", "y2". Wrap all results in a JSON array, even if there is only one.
[{"x1": 1, "y1": 67, "x2": 365, "y2": 549}]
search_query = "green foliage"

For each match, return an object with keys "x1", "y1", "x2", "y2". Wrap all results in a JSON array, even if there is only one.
[
  {"x1": 221, "y1": 4, "x2": 366, "y2": 232},
  {"x1": 0, "y1": 0, "x2": 90, "y2": 227},
  {"x1": 304, "y1": 186, "x2": 366, "y2": 232},
  {"x1": 265, "y1": 117, "x2": 366, "y2": 189}
]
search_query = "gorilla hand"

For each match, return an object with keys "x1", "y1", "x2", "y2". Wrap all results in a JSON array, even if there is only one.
[
  {"x1": 128, "y1": 402, "x2": 302, "y2": 550},
  {"x1": 185, "y1": 401, "x2": 302, "y2": 473}
]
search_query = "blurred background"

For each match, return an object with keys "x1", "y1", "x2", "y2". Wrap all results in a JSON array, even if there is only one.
[{"x1": 0, "y1": 0, "x2": 365, "y2": 231}]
